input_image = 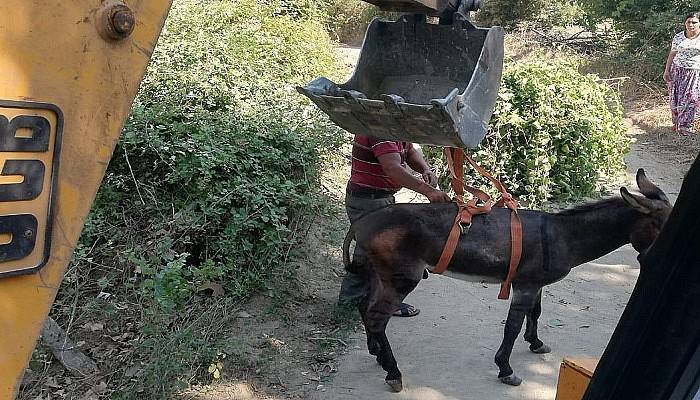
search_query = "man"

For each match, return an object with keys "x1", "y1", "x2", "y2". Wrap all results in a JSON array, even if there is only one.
[{"x1": 341, "y1": 134, "x2": 451, "y2": 317}]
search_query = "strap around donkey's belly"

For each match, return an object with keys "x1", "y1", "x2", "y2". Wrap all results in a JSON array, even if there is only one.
[
  {"x1": 432, "y1": 198, "x2": 484, "y2": 274},
  {"x1": 434, "y1": 148, "x2": 523, "y2": 300}
]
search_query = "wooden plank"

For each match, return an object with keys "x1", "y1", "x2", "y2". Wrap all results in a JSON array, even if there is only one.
[
  {"x1": 556, "y1": 358, "x2": 599, "y2": 400},
  {"x1": 565, "y1": 357, "x2": 599, "y2": 378}
]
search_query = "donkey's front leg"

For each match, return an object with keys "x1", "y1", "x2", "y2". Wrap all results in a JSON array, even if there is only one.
[
  {"x1": 494, "y1": 285, "x2": 538, "y2": 386},
  {"x1": 524, "y1": 289, "x2": 551, "y2": 354}
]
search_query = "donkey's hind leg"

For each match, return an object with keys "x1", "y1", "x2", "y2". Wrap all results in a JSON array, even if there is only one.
[
  {"x1": 357, "y1": 283, "x2": 381, "y2": 358},
  {"x1": 524, "y1": 289, "x2": 551, "y2": 354},
  {"x1": 365, "y1": 272, "x2": 421, "y2": 392},
  {"x1": 365, "y1": 296, "x2": 402, "y2": 392}
]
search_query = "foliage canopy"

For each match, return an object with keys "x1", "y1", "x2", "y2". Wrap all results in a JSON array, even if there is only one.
[
  {"x1": 580, "y1": 0, "x2": 698, "y2": 74},
  {"x1": 477, "y1": 0, "x2": 586, "y2": 29},
  {"x1": 427, "y1": 58, "x2": 629, "y2": 206}
]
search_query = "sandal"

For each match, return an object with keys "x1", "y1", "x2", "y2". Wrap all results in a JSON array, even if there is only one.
[{"x1": 392, "y1": 303, "x2": 420, "y2": 317}]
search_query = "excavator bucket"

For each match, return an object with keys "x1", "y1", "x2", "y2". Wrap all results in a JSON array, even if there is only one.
[{"x1": 298, "y1": 14, "x2": 504, "y2": 148}]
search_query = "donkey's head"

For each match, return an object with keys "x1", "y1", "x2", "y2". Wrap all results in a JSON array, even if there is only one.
[{"x1": 620, "y1": 169, "x2": 673, "y2": 252}]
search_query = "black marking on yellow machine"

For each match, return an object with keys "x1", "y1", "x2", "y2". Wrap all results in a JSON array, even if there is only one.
[{"x1": 0, "y1": 100, "x2": 62, "y2": 277}]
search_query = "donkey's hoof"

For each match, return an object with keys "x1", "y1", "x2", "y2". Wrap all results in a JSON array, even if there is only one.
[
  {"x1": 531, "y1": 344, "x2": 551, "y2": 354},
  {"x1": 499, "y1": 374, "x2": 522, "y2": 386},
  {"x1": 386, "y1": 378, "x2": 403, "y2": 392}
]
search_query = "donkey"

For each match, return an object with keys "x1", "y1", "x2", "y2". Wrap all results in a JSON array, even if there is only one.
[{"x1": 342, "y1": 169, "x2": 672, "y2": 392}]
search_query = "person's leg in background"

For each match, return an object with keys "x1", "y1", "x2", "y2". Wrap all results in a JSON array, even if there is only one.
[
  {"x1": 339, "y1": 195, "x2": 394, "y2": 305},
  {"x1": 339, "y1": 195, "x2": 420, "y2": 317}
]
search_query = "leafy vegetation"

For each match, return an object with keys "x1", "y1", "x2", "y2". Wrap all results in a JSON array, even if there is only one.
[
  {"x1": 477, "y1": 0, "x2": 544, "y2": 28},
  {"x1": 477, "y1": 0, "x2": 586, "y2": 30},
  {"x1": 323, "y1": 0, "x2": 395, "y2": 44},
  {"x1": 579, "y1": 0, "x2": 693, "y2": 78},
  {"x1": 427, "y1": 58, "x2": 629, "y2": 207},
  {"x1": 103, "y1": 0, "x2": 341, "y2": 313},
  {"x1": 582, "y1": 0, "x2": 692, "y2": 45},
  {"x1": 477, "y1": 0, "x2": 697, "y2": 81},
  {"x1": 45, "y1": 0, "x2": 344, "y2": 398}
]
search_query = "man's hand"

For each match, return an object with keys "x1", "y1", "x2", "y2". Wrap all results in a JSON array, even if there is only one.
[
  {"x1": 377, "y1": 152, "x2": 450, "y2": 203},
  {"x1": 427, "y1": 189, "x2": 451, "y2": 203},
  {"x1": 664, "y1": 70, "x2": 671, "y2": 83},
  {"x1": 422, "y1": 170, "x2": 438, "y2": 188}
]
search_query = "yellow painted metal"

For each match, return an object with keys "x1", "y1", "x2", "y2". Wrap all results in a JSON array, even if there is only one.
[{"x1": 0, "y1": 1, "x2": 173, "y2": 398}]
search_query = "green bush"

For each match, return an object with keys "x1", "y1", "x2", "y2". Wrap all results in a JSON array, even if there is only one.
[
  {"x1": 86, "y1": 0, "x2": 341, "y2": 310},
  {"x1": 477, "y1": 0, "x2": 586, "y2": 29},
  {"x1": 95, "y1": 110, "x2": 324, "y2": 309},
  {"x1": 62, "y1": 0, "x2": 343, "y2": 396},
  {"x1": 533, "y1": 1, "x2": 588, "y2": 29},
  {"x1": 580, "y1": 1, "x2": 693, "y2": 78},
  {"x1": 427, "y1": 58, "x2": 628, "y2": 207},
  {"x1": 582, "y1": 0, "x2": 692, "y2": 41},
  {"x1": 139, "y1": 0, "x2": 337, "y2": 113},
  {"x1": 477, "y1": 0, "x2": 545, "y2": 28},
  {"x1": 323, "y1": 0, "x2": 395, "y2": 44}
]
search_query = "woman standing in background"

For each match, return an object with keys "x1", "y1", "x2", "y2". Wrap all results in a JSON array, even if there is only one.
[{"x1": 665, "y1": 12, "x2": 700, "y2": 135}]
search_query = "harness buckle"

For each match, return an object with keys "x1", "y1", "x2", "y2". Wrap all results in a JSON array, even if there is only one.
[{"x1": 458, "y1": 221, "x2": 471, "y2": 235}]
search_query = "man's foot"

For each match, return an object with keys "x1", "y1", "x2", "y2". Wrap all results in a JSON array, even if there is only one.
[{"x1": 392, "y1": 303, "x2": 420, "y2": 317}]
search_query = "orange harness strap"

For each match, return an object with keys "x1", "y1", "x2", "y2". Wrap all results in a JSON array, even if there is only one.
[
  {"x1": 433, "y1": 148, "x2": 523, "y2": 300},
  {"x1": 432, "y1": 198, "x2": 488, "y2": 275}
]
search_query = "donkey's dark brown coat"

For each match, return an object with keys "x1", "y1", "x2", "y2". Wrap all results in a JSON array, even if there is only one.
[{"x1": 343, "y1": 169, "x2": 672, "y2": 392}]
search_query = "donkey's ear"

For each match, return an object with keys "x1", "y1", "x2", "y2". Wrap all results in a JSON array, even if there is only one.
[
  {"x1": 621, "y1": 187, "x2": 654, "y2": 214},
  {"x1": 636, "y1": 168, "x2": 670, "y2": 203}
]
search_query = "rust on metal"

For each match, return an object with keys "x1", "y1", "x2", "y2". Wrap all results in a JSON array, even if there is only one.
[{"x1": 98, "y1": 1, "x2": 135, "y2": 40}]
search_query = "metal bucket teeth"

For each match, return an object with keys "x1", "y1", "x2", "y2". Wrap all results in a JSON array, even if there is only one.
[{"x1": 297, "y1": 15, "x2": 504, "y2": 148}]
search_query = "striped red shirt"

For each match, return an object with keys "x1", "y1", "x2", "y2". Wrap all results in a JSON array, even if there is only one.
[{"x1": 349, "y1": 135, "x2": 413, "y2": 193}]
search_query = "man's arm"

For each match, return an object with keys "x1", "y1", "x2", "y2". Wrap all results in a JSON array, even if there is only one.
[
  {"x1": 405, "y1": 146, "x2": 438, "y2": 187},
  {"x1": 406, "y1": 146, "x2": 430, "y2": 173},
  {"x1": 377, "y1": 152, "x2": 450, "y2": 203}
]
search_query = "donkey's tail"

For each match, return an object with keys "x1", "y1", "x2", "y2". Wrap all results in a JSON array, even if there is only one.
[{"x1": 342, "y1": 225, "x2": 361, "y2": 273}]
